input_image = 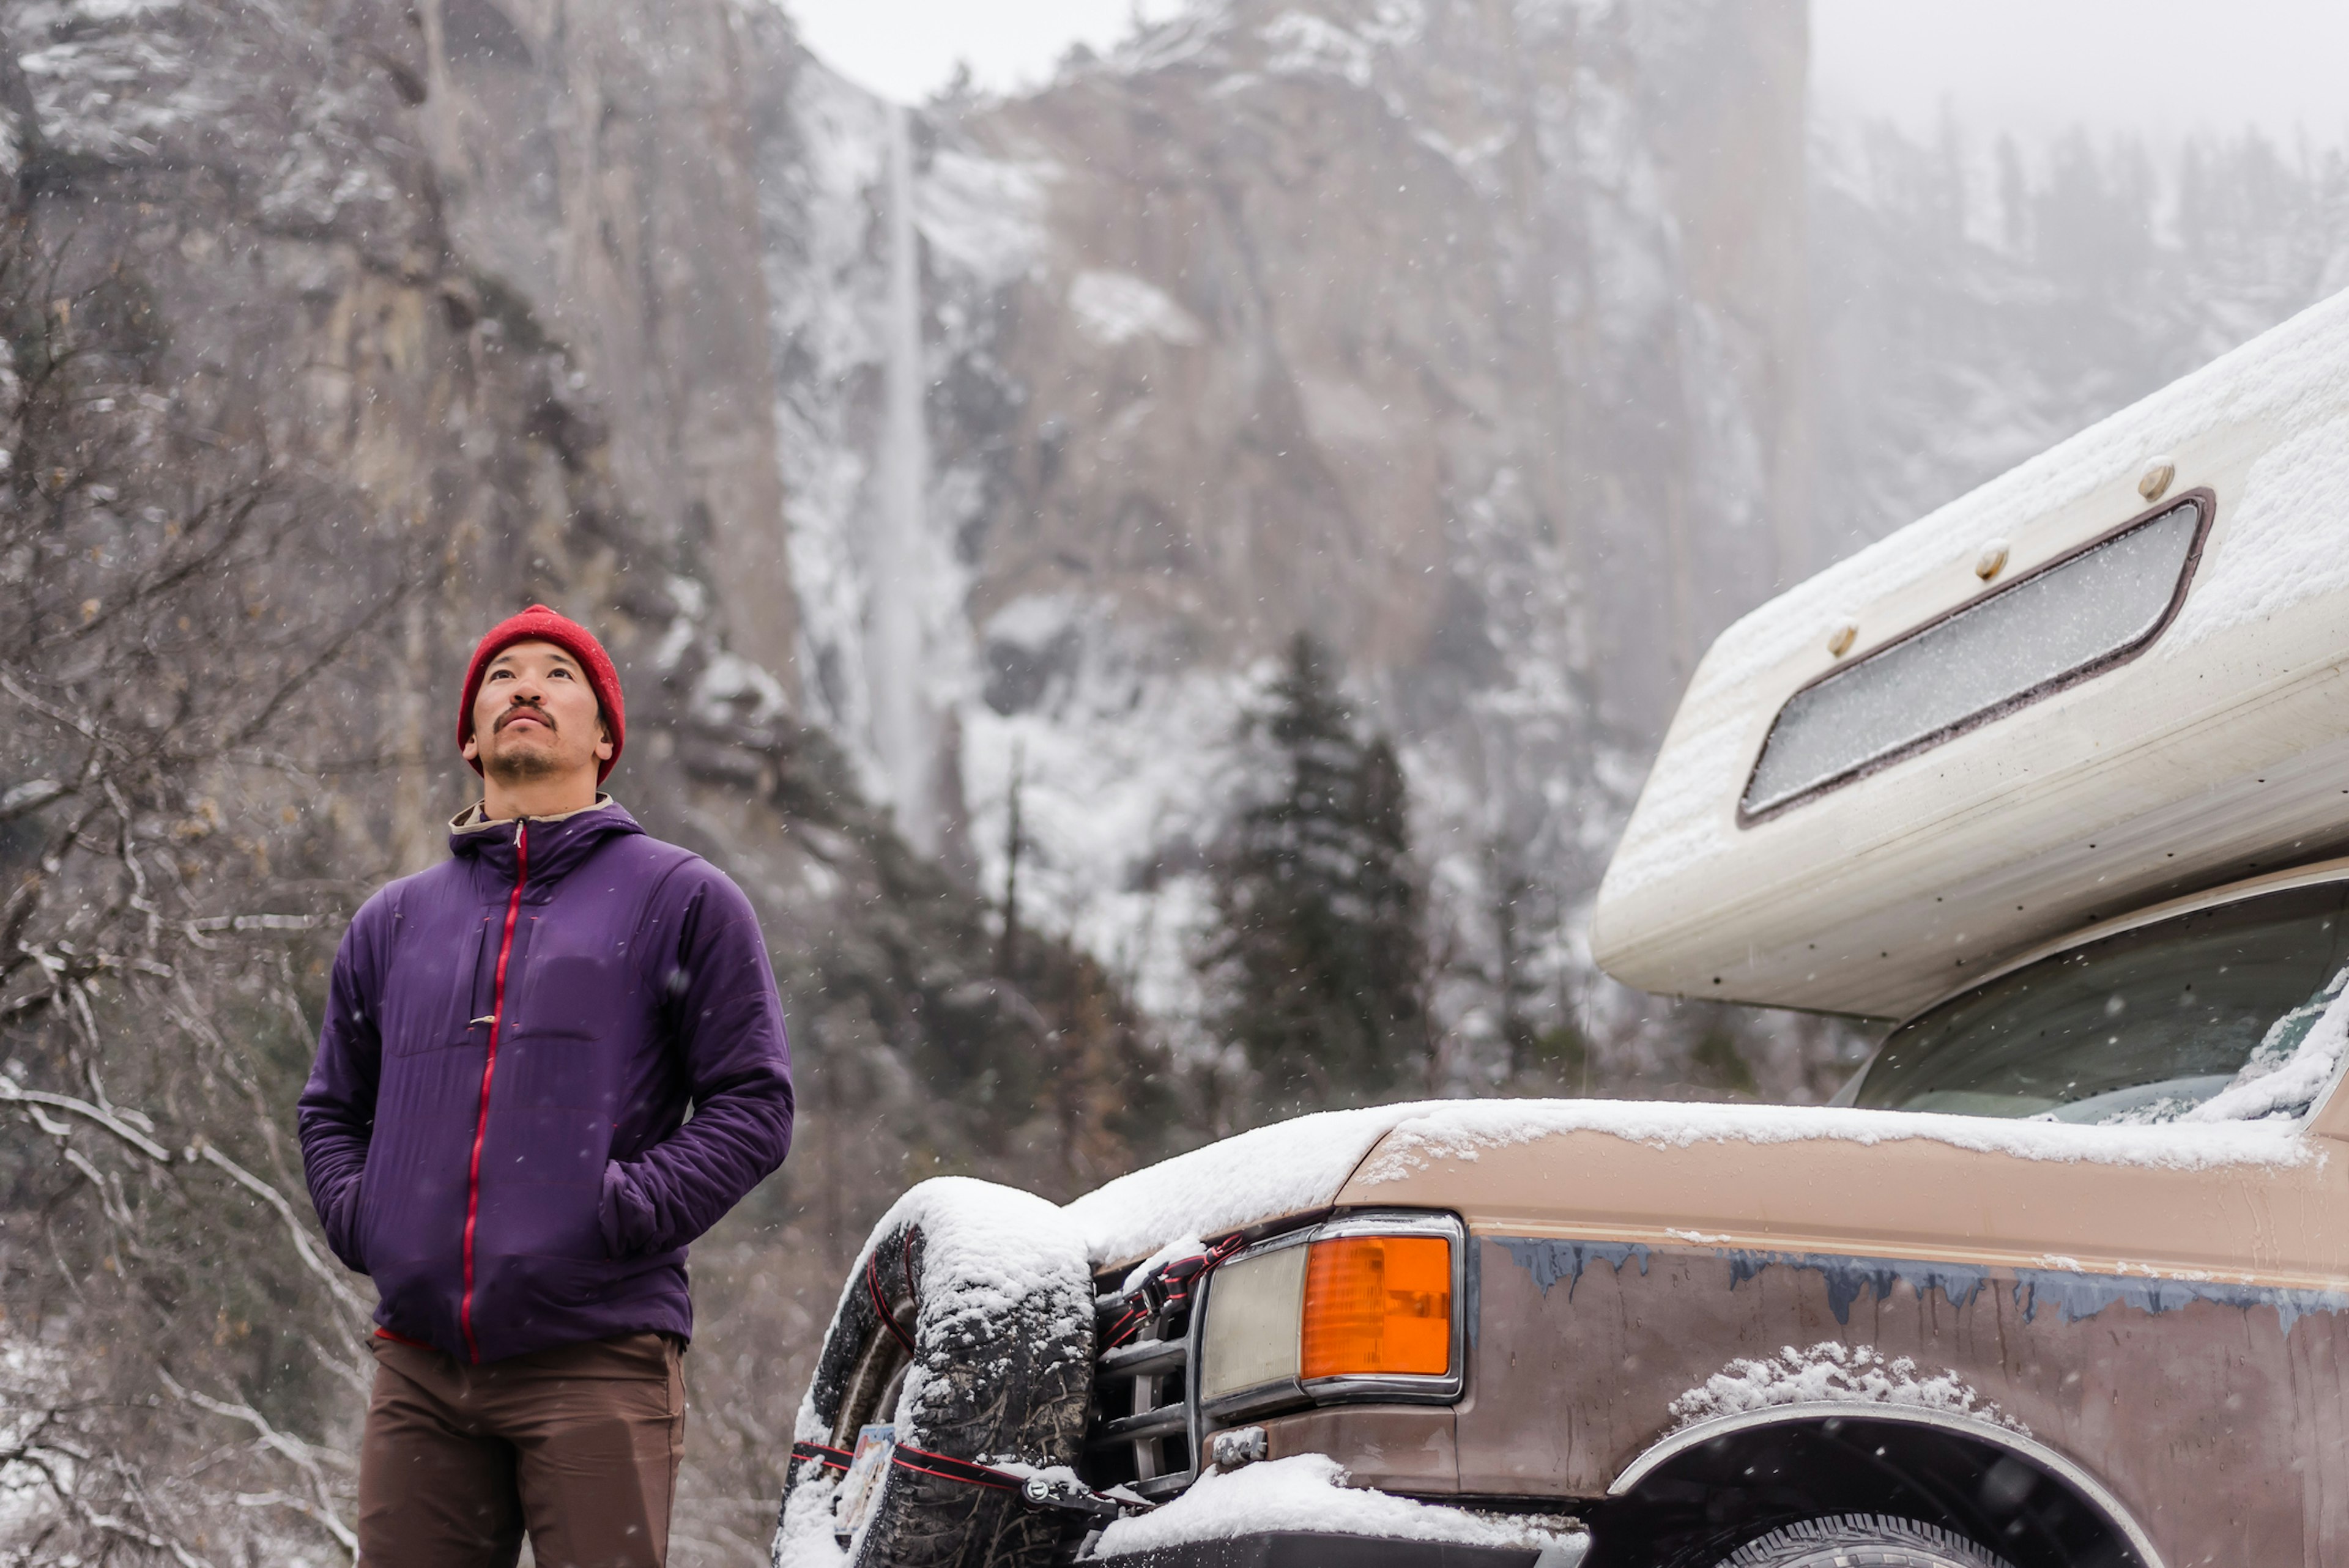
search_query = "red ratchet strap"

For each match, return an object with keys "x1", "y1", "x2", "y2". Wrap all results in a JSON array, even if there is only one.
[
  {"x1": 890, "y1": 1448, "x2": 1134, "y2": 1522},
  {"x1": 891, "y1": 1445, "x2": 1022, "y2": 1491},
  {"x1": 1100, "y1": 1299, "x2": 1150, "y2": 1349},
  {"x1": 1104, "y1": 1234, "x2": 1247, "y2": 1349},
  {"x1": 791, "y1": 1441, "x2": 853, "y2": 1474},
  {"x1": 866, "y1": 1225, "x2": 923, "y2": 1358}
]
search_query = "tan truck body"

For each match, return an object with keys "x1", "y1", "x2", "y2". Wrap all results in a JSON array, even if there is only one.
[{"x1": 1231, "y1": 1078, "x2": 2349, "y2": 1563}]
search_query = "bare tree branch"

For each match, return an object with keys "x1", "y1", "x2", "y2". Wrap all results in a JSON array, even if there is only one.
[
  {"x1": 161, "y1": 1372, "x2": 358, "y2": 1559},
  {"x1": 193, "y1": 1140, "x2": 375, "y2": 1322},
  {"x1": 223, "y1": 579, "x2": 417, "y2": 752},
  {"x1": 0, "y1": 1076, "x2": 173, "y2": 1161},
  {"x1": 6, "y1": 1448, "x2": 219, "y2": 1568},
  {"x1": 0, "y1": 1077, "x2": 374, "y2": 1321},
  {"x1": 0, "y1": 136, "x2": 418, "y2": 1568}
]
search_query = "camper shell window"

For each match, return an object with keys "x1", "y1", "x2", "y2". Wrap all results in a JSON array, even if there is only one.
[{"x1": 1740, "y1": 491, "x2": 2213, "y2": 823}]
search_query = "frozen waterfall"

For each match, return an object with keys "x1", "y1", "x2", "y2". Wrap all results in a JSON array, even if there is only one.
[{"x1": 869, "y1": 102, "x2": 940, "y2": 854}]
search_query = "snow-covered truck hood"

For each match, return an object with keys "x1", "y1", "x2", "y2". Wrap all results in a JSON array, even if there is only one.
[
  {"x1": 1068, "y1": 1098, "x2": 2337, "y2": 1287},
  {"x1": 1067, "y1": 1106, "x2": 1417, "y2": 1267}
]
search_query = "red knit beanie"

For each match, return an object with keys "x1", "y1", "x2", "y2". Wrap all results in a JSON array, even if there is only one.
[{"x1": 458, "y1": 605, "x2": 626, "y2": 783}]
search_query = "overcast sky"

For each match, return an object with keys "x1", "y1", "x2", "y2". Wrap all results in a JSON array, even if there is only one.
[{"x1": 785, "y1": 0, "x2": 2349, "y2": 149}]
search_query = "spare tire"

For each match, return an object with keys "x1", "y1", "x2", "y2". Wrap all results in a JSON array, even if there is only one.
[
  {"x1": 773, "y1": 1178, "x2": 1095, "y2": 1568},
  {"x1": 1718, "y1": 1514, "x2": 2017, "y2": 1568}
]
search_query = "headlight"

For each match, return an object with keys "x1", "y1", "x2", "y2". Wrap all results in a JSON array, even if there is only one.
[
  {"x1": 1197, "y1": 1211, "x2": 1464, "y2": 1417},
  {"x1": 1197, "y1": 1243, "x2": 1308, "y2": 1402}
]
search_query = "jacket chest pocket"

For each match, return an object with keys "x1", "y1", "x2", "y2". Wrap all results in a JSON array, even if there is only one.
[
  {"x1": 385, "y1": 917, "x2": 495, "y2": 1058},
  {"x1": 509, "y1": 933, "x2": 637, "y2": 1041}
]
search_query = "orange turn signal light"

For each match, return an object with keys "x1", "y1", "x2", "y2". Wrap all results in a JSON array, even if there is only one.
[{"x1": 1299, "y1": 1234, "x2": 1452, "y2": 1380}]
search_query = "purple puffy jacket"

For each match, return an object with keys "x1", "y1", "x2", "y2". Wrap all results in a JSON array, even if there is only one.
[{"x1": 297, "y1": 801, "x2": 795, "y2": 1363}]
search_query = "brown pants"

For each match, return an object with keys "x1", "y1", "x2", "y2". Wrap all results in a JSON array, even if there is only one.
[{"x1": 358, "y1": 1332, "x2": 685, "y2": 1568}]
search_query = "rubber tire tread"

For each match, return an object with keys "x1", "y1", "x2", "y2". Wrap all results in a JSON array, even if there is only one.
[
  {"x1": 1719, "y1": 1514, "x2": 2017, "y2": 1568},
  {"x1": 779, "y1": 1218, "x2": 1094, "y2": 1568}
]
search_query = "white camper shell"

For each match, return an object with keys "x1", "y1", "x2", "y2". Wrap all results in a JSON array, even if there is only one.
[{"x1": 1594, "y1": 287, "x2": 2349, "y2": 1021}]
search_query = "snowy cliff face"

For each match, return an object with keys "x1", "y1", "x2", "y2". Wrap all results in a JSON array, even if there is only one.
[
  {"x1": 0, "y1": 9, "x2": 1181, "y2": 1541},
  {"x1": 0, "y1": 0, "x2": 1148, "y2": 1175},
  {"x1": 4, "y1": 0, "x2": 809, "y2": 690},
  {"x1": 416, "y1": 0, "x2": 802, "y2": 685},
  {"x1": 0, "y1": 0, "x2": 806, "y2": 855},
  {"x1": 751, "y1": 0, "x2": 1813, "y2": 1070}
]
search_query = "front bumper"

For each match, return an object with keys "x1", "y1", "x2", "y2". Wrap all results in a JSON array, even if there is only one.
[{"x1": 1082, "y1": 1533, "x2": 1554, "y2": 1568}]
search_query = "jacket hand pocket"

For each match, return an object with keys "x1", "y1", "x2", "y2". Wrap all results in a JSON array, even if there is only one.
[
  {"x1": 324, "y1": 1170, "x2": 369, "y2": 1274},
  {"x1": 599, "y1": 1160, "x2": 656, "y2": 1259}
]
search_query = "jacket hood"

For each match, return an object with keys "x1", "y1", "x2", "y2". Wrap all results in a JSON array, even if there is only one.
[{"x1": 448, "y1": 796, "x2": 644, "y2": 887}]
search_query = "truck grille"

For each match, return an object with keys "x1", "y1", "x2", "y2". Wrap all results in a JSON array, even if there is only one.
[{"x1": 1080, "y1": 1285, "x2": 1195, "y2": 1500}]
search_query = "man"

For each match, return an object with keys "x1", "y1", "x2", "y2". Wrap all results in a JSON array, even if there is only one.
[{"x1": 299, "y1": 605, "x2": 795, "y2": 1567}]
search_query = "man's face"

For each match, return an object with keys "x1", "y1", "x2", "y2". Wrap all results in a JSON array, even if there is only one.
[{"x1": 461, "y1": 640, "x2": 612, "y2": 786}]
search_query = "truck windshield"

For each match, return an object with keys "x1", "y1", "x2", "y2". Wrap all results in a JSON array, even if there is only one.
[{"x1": 1854, "y1": 881, "x2": 2349, "y2": 1125}]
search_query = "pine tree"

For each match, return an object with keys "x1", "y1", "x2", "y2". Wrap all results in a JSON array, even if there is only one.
[
  {"x1": 1200, "y1": 632, "x2": 1430, "y2": 1111},
  {"x1": 1489, "y1": 842, "x2": 1545, "y2": 1081}
]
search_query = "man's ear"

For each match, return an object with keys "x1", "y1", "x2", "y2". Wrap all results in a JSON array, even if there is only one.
[
  {"x1": 595, "y1": 720, "x2": 614, "y2": 763},
  {"x1": 461, "y1": 730, "x2": 480, "y2": 763}
]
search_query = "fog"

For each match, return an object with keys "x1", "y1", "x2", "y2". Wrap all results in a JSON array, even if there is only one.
[
  {"x1": 1813, "y1": 0, "x2": 2349, "y2": 146},
  {"x1": 796, "y1": 0, "x2": 2349, "y2": 147}
]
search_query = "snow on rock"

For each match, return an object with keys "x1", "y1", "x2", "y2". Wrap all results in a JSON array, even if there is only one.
[
  {"x1": 1352, "y1": 1098, "x2": 2320, "y2": 1187},
  {"x1": 1093, "y1": 1454, "x2": 1586, "y2": 1560},
  {"x1": 1069, "y1": 269, "x2": 1203, "y2": 347},
  {"x1": 793, "y1": 1177, "x2": 1092, "y2": 1448},
  {"x1": 10, "y1": 0, "x2": 429, "y2": 248},
  {"x1": 919, "y1": 147, "x2": 1053, "y2": 290},
  {"x1": 1668, "y1": 1342, "x2": 2025, "y2": 1435},
  {"x1": 960, "y1": 613, "x2": 1264, "y2": 1024},
  {"x1": 692, "y1": 651, "x2": 794, "y2": 730}
]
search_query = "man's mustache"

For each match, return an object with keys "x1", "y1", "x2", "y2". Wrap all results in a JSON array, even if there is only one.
[{"x1": 495, "y1": 703, "x2": 555, "y2": 733}]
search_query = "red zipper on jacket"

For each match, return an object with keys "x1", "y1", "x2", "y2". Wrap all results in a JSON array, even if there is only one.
[{"x1": 459, "y1": 821, "x2": 527, "y2": 1363}]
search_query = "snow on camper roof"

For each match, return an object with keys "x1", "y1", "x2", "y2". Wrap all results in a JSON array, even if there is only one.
[{"x1": 1595, "y1": 285, "x2": 2349, "y2": 1021}]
